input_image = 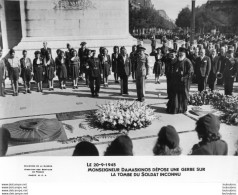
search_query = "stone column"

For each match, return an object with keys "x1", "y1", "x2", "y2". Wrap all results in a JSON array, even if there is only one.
[
  {"x1": 0, "y1": 0, "x2": 9, "y2": 54},
  {"x1": 20, "y1": 0, "x2": 27, "y2": 38}
]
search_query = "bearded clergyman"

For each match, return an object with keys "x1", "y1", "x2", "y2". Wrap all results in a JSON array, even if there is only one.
[{"x1": 167, "y1": 47, "x2": 193, "y2": 114}]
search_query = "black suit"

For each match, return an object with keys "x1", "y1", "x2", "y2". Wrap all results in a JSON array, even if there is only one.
[
  {"x1": 223, "y1": 57, "x2": 238, "y2": 95},
  {"x1": 40, "y1": 48, "x2": 51, "y2": 61},
  {"x1": 87, "y1": 57, "x2": 101, "y2": 95},
  {"x1": 78, "y1": 48, "x2": 89, "y2": 74},
  {"x1": 195, "y1": 56, "x2": 211, "y2": 92},
  {"x1": 208, "y1": 55, "x2": 219, "y2": 91},
  {"x1": 117, "y1": 54, "x2": 131, "y2": 94}
]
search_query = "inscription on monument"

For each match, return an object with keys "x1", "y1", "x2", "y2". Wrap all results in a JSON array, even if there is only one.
[{"x1": 53, "y1": 0, "x2": 95, "y2": 10}]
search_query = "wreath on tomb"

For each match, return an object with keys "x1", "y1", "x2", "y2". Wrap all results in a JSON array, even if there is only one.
[
  {"x1": 188, "y1": 90, "x2": 238, "y2": 125},
  {"x1": 94, "y1": 100, "x2": 156, "y2": 131}
]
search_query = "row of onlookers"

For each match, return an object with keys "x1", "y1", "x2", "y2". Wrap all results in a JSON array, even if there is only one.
[{"x1": 0, "y1": 113, "x2": 237, "y2": 156}]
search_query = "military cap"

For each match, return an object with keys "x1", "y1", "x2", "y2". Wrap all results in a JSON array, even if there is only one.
[
  {"x1": 80, "y1": 42, "x2": 87, "y2": 46},
  {"x1": 169, "y1": 48, "x2": 177, "y2": 53},
  {"x1": 137, "y1": 46, "x2": 146, "y2": 51},
  {"x1": 178, "y1": 47, "x2": 187, "y2": 53}
]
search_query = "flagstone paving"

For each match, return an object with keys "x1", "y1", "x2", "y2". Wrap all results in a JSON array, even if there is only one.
[{"x1": 0, "y1": 41, "x2": 238, "y2": 156}]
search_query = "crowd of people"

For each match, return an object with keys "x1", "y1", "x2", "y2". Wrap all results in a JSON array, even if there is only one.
[
  {"x1": 0, "y1": 113, "x2": 237, "y2": 156},
  {"x1": 0, "y1": 41, "x2": 150, "y2": 101},
  {"x1": 150, "y1": 33, "x2": 238, "y2": 114}
]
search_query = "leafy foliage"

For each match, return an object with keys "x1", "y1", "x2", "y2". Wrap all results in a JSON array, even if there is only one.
[
  {"x1": 175, "y1": 3, "x2": 238, "y2": 33},
  {"x1": 175, "y1": 7, "x2": 191, "y2": 28},
  {"x1": 129, "y1": 7, "x2": 176, "y2": 32}
]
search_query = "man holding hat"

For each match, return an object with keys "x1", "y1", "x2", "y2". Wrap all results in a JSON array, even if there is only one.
[
  {"x1": 195, "y1": 48, "x2": 211, "y2": 92},
  {"x1": 87, "y1": 50, "x2": 101, "y2": 97},
  {"x1": 223, "y1": 46, "x2": 238, "y2": 95},
  {"x1": 134, "y1": 45, "x2": 149, "y2": 102}
]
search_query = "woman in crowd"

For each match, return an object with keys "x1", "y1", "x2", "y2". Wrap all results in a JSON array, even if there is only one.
[
  {"x1": 152, "y1": 48, "x2": 164, "y2": 84},
  {"x1": 7, "y1": 49, "x2": 21, "y2": 96},
  {"x1": 70, "y1": 49, "x2": 80, "y2": 89},
  {"x1": 33, "y1": 51, "x2": 44, "y2": 92},
  {"x1": 104, "y1": 135, "x2": 133, "y2": 156},
  {"x1": 45, "y1": 53, "x2": 56, "y2": 91},
  {"x1": 111, "y1": 46, "x2": 119, "y2": 83},
  {"x1": 191, "y1": 113, "x2": 228, "y2": 155},
  {"x1": 20, "y1": 50, "x2": 33, "y2": 94},
  {"x1": 55, "y1": 50, "x2": 67, "y2": 89},
  {"x1": 99, "y1": 48, "x2": 111, "y2": 87},
  {"x1": 153, "y1": 125, "x2": 182, "y2": 155},
  {"x1": 73, "y1": 141, "x2": 99, "y2": 156}
]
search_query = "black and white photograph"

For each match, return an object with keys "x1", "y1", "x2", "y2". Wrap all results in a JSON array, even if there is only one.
[{"x1": 0, "y1": 0, "x2": 238, "y2": 194}]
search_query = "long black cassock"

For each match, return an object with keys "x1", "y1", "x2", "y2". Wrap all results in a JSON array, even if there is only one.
[{"x1": 167, "y1": 58, "x2": 193, "y2": 114}]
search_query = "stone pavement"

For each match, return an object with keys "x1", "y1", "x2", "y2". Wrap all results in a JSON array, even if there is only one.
[{"x1": 0, "y1": 41, "x2": 237, "y2": 156}]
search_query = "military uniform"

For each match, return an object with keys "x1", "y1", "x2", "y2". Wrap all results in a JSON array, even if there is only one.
[
  {"x1": 223, "y1": 57, "x2": 238, "y2": 95},
  {"x1": 87, "y1": 57, "x2": 101, "y2": 97},
  {"x1": 135, "y1": 52, "x2": 149, "y2": 102}
]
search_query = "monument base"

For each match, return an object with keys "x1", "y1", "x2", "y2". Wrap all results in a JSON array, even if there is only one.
[{"x1": 13, "y1": 35, "x2": 137, "y2": 58}]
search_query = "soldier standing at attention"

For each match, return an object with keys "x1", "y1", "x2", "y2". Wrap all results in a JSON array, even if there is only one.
[
  {"x1": 87, "y1": 50, "x2": 101, "y2": 97},
  {"x1": 134, "y1": 46, "x2": 149, "y2": 102}
]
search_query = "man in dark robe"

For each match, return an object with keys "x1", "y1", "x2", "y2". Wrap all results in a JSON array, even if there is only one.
[
  {"x1": 165, "y1": 49, "x2": 177, "y2": 99},
  {"x1": 167, "y1": 47, "x2": 193, "y2": 114}
]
